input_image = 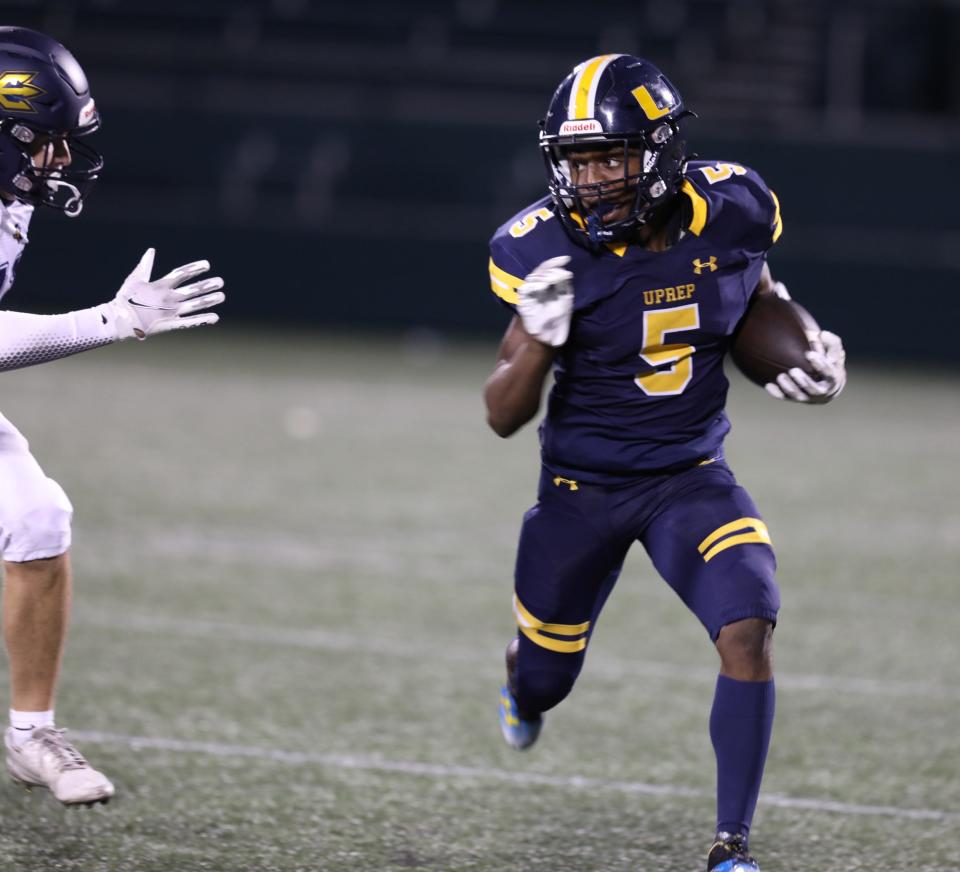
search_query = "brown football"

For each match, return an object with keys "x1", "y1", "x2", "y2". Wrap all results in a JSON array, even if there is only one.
[{"x1": 730, "y1": 292, "x2": 820, "y2": 387}]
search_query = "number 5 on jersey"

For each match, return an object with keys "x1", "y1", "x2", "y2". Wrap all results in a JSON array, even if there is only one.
[{"x1": 635, "y1": 304, "x2": 700, "y2": 396}]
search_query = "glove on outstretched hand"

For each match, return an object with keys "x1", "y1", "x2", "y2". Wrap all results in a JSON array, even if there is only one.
[{"x1": 110, "y1": 248, "x2": 225, "y2": 340}]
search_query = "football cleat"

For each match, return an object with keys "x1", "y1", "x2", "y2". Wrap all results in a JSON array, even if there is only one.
[
  {"x1": 5, "y1": 726, "x2": 114, "y2": 806},
  {"x1": 707, "y1": 832, "x2": 760, "y2": 871},
  {"x1": 499, "y1": 684, "x2": 543, "y2": 750},
  {"x1": 499, "y1": 637, "x2": 543, "y2": 750}
]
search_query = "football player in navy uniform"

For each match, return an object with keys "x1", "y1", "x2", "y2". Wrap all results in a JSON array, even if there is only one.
[
  {"x1": 0, "y1": 26, "x2": 224, "y2": 805},
  {"x1": 485, "y1": 55, "x2": 845, "y2": 872}
]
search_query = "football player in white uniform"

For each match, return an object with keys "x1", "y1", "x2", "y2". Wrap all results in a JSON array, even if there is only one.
[{"x1": 0, "y1": 26, "x2": 224, "y2": 805}]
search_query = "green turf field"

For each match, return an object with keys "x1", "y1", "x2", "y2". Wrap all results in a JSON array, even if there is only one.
[{"x1": 0, "y1": 328, "x2": 957, "y2": 871}]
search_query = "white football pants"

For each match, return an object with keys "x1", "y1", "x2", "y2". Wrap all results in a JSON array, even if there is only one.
[{"x1": 0, "y1": 412, "x2": 73, "y2": 562}]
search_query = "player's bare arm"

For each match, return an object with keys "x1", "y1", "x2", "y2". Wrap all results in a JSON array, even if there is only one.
[
  {"x1": 483, "y1": 315, "x2": 556, "y2": 437},
  {"x1": 754, "y1": 261, "x2": 776, "y2": 297},
  {"x1": 484, "y1": 254, "x2": 574, "y2": 436}
]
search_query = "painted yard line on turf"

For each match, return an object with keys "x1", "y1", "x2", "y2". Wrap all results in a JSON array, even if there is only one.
[
  {"x1": 72, "y1": 607, "x2": 960, "y2": 702},
  {"x1": 71, "y1": 730, "x2": 956, "y2": 823},
  {"x1": 98, "y1": 527, "x2": 960, "y2": 595}
]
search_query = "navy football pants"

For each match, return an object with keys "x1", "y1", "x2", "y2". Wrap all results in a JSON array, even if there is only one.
[{"x1": 511, "y1": 460, "x2": 779, "y2": 714}]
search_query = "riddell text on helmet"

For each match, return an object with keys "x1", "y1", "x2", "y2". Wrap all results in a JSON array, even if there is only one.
[{"x1": 559, "y1": 119, "x2": 603, "y2": 134}]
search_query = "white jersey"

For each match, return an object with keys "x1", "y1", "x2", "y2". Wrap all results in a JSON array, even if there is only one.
[
  {"x1": 0, "y1": 199, "x2": 75, "y2": 562},
  {"x1": 0, "y1": 198, "x2": 115, "y2": 373},
  {"x1": 0, "y1": 199, "x2": 33, "y2": 302}
]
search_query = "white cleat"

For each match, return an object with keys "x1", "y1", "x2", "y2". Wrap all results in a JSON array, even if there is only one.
[{"x1": 5, "y1": 726, "x2": 114, "y2": 806}]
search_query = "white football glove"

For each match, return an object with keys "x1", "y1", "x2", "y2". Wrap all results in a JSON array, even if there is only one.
[
  {"x1": 110, "y1": 248, "x2": 225, "y2": 340},
  {"x1": 771, "y1": 280, "x2": 791, "y2": 300},
  {"x1": 765, "y1": 330, "x2": 846, "y2": 403},
  {"x1": 516, "y1": 255, "x2": 574, "y2": 347}
]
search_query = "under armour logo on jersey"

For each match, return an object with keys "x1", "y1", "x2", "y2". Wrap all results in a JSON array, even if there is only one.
[
  {"x1": 0, "y1": 72, "x2": 45, "y2": 113},
  {"x1": 692, "y1": 257, "x2": 718, "y2": 275},
  {"x1": 553, "y1": 476, "x2": 579, "y2": 491}
]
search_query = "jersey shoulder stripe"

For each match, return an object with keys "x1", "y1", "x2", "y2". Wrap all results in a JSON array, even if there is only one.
[
  {"x1": 769, "y1": 189, "x2": 783, "y2": 243},
  {"x1": 680, "y1": 178, "x2": 709, "y2": 236},
  {"x1": 489, "y1": 257, "x2": 523, "y2": 305}
]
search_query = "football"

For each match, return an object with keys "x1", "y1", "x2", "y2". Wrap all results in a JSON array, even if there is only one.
[{"x1": 729, "y1": 292, "x2": 821, "y2": 386}]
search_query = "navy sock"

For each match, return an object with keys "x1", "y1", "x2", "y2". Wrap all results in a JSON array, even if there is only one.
[{"x1": 709, "y1": 675, "x2": 776, "y2": 839}]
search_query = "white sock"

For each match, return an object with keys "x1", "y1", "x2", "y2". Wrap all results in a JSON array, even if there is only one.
[{"x1": 9, "y1": 709, "x2": 54, "y2": 746}]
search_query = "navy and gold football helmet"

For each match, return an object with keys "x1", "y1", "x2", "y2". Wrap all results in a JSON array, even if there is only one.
[
  {"x1": 0, "y1": 26, "x2": 102, "y2": 216},
  {"x1": 540, "y1": 54, "x2": 691, "y2": 246}
]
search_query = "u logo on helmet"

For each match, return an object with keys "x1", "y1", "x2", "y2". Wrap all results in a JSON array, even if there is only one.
[
  {"x1": 632, "y1": 84, "x2": 675, "y2": 121},
  {"x1": 0, "y1": 71, "x2": 45, "y2": 112}
]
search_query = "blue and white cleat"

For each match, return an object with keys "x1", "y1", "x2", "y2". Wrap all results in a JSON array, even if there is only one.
[
  {"x1": 707, "y1": 832, "x2": 760, "y2": 872},
  {"x1": 499, "y1": 685, "x2": 543, "y2": 750}
]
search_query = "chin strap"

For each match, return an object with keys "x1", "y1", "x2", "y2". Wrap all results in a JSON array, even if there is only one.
[
  {"x1": 583, "y1": 189, "x2": 658, "y2": 244},
  {"x1": 585, "y1": 214, "x2": 606, "y2": 243},
  {"x1": 44, "y1": 177, "x2": 84, "y2": 217},
  {"x1": 585, "y1": 200, "x2": 629, "y2": 242},
  {"x1": 585, "y1": 210, "x2": 646, "y2": 244}
]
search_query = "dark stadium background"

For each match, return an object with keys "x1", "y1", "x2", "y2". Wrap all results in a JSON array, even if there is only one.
[{"x1": 3, "y1": 0, "x2": 958, "y2": 363}]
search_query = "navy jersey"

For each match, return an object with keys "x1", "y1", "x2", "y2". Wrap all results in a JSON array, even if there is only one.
[{"x1": 488, "y1": 160, "x2": 783, "y2": 480}]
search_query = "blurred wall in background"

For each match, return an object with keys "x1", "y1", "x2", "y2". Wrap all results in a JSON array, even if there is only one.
[{"x1": 2, "y1": 0, "x2": 958, "y2": 363}]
